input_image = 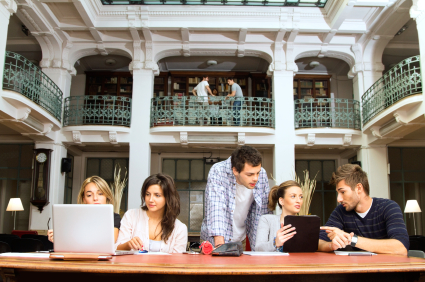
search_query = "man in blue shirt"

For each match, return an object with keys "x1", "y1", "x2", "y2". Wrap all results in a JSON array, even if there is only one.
[
  {"x1": 318, "y1": 164, "x2": 409, "y2": 255},
  {"x1": 200, "y1": 145, "x2": 271, "y2": 250}
]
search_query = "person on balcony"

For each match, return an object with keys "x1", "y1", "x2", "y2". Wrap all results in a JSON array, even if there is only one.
[
  {"x1": 48, "y1": 176, "x2": 121, "y2": 243},
  {"x1": 115, "y1": 174, "x2": 188, "y2": 253},
  {"x1": 255, "y1": 180, "x2": 302, "y2": 252},
  {"x1": 208, "y1": 88, "x2": 222, "y2": 125},
  {"x1": 192, "y1": 76, "x2": 214, "y2": 103},
  {"x1": 226, "y1": 77, "x2": 244, "y2": 126},
  {"x1": 318, "y1": 164, "x2": 409, "y2": 255},
  {"x1": 200, "y1": 145, "x2": 271, "y2": 250}
]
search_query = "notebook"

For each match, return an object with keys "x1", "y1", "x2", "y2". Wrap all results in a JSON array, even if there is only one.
[
  {"x1": 282, "y1": 215, "x2": 320, "y2": 253},
  {"x1": 52, "y1": 204, "x2": 134, "y2": 257}
]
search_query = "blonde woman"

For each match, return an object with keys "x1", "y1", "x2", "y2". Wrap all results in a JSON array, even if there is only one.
[
  {"x1": 255, "y1": 180, "x2": 303, "y2": 252},
  {"x1": 48, "y1": 176, "x2": 121, "y2": 243}
]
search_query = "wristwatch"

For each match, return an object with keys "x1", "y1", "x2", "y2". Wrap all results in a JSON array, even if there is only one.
[
  {"x1": 351, "y1": 234, "x2": 358, "y2": 247},
  {"x1": 273, "y1": 237, "x2": 278, "y2": 250}
]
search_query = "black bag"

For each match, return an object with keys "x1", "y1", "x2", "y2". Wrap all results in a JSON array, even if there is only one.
[{"x1": 211, "y1": 242, "x2": 243, "y2": 257}]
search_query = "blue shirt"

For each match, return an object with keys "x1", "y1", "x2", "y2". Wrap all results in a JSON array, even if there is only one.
[
  {"x1": 200, "y1": 157, "x2": 271, "y2": 250},
  {"x1": 319, "y1": 197, "x2": 409, "y2": 251}
]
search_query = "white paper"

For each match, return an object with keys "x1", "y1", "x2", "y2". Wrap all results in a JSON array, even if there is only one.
[
  {"x1": 134, "y1": 252, "x2": 170, "y2": 255},
  {"x1": 243, "y1": 251, "x2": 289, "y2": 256},
  {"x1": 334, "y1": 251, "x2": 376, "y2": 256},
  {"x1": 0, "y1": 253, "x2": 50, "y2": 258}
]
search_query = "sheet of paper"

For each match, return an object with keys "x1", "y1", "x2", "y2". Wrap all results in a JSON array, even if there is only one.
[
  {"x1": 0, "y1": 253, "x2": 50, "y2": 258},
  {"x1": 243, "y1": 251, "x2": 289, "y2": 256},
  {"x1": 334, "y1": 251, "x2": 376, "y2": 256},
  {"x1": 134, "y1": 252, "x2": 170, "y2": 255}
]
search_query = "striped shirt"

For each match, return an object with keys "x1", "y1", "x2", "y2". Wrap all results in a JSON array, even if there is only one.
[
  {"x1": 319, "y1": 197, "x2": 409, "y2": 251},
  {"x1": 200, "y1": 157, "x2": 271, "y2": 250}
]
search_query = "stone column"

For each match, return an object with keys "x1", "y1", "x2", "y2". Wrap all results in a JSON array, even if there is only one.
[
  {"x1": 0, "y1": 1, "x2": 17, "y2": 79},
  {"x1": 410, "y1": 0, "x2": 425, "y2": 85},
  {"x1": 29, "y1": 143, "x2": 68, "y2": 230},
  {"x1": 272, "y1": 70, "x2": 295, "y2": 184},
  {"x1": 128, "y1": 68, "x2": 154, "y2": 209}
]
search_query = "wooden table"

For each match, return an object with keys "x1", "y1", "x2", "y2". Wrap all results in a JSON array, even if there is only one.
[{"x1": 1, "y1": 253, "x2": 425, "y2": 282}]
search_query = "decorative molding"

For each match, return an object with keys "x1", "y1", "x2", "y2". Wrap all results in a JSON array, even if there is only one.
[
  {"x1": 17, "y1": 108, "x2": 31, "y2": 122},
  {"x1": 109, "y1": 131, "x2": 118, "y2": 145},
  {"x1": 1, "y1": 0, "x2": 17, "y2": 14},
  {"x1": 182, "y1": 43, "x2": 190, "y2": 57},
  {"x1": 306, "y1": 133, "x2": 315, "y2": 146},
  {"x1": 72, "y1": 131, "x2": 82, "y2": 144},
  {"x1": 180, "y1": 132, "x2": 188, "y2": 146},
  {"x1": 393, "y1": 112, "x2": 407, "y2": 125},
  {"x1": 343, "y1": 134, "x2": 352, "y2": 146},
  {"x1": 237, "y1": 45, "x2": 245, "y2": 58},
  {"x1": 238, "y1": 133, "x2": 245, "y2": 146},
  {"x1": 96, "y1": 43, "x2": 108, "y2": 56},
  {"x1": 370, "y1": 126, "x2": 382, "y2": 139}
]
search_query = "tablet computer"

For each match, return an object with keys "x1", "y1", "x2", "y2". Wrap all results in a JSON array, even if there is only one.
[{"x1": 282, "y1": 215, "x2": 320, "y2": 253}]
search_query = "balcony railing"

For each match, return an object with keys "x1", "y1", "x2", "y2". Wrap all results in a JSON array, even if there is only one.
[
  {"x1": 3, "y1": 51, "x2": 63, "y2": 121},
  {"x1": 63, "y1": 96, "x2": 132, "y2": 127},
  {"x1": 294, "y1": 98, "x2": 361, "y2": 130},
  {"x1": 150, "y1": 96, "x2": 274, "y2": 128},
  {"x1": 362, "y1": 56, "x2": 422, "y2": 124}
]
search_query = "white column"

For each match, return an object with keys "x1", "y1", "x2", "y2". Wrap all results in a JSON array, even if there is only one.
[
  {"x1": 410, "y1": 0, "x2": 425, "y2": 86},
  {"x1": 353, "y1": 69, "x2": 389, "y2": 198},
  {"x1": 128, "y1": 69, "x2": 153, "y2": 209},
  {"x1": 29, "y1": 143, "x2": 67, "y2": 230},
  {"x1": 42, "y1": 68, "x2": 73, "y2": 99},
  {"x1": 272, "y1": 70, "x2": 295, "y2": 184},
  {"x1": 0, "y1": 1, "x2": 17, "y2": 79}
]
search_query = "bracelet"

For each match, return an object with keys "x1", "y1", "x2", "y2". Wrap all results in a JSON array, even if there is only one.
[{"x1": 329, "y1": 242, "x2": 333, "y2": 251}]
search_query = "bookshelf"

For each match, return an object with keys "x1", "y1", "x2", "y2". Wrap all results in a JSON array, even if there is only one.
[
  {"x1": 153, "y1": 72, "x2": 169, "y2": 98},
  {"x1": 293, "y1": 75, "x2": 331, "y2": 100},
  {"x1": 252, "y1": 74, "x2": 272, "y2": 98},
  {"x1": 85, "y1": 72, "x2": 133, "y2": 98}
]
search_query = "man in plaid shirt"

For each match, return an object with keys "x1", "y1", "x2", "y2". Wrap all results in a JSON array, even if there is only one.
[{"x1": 200, "y1": 146, "x2": 271, "y2": 250}]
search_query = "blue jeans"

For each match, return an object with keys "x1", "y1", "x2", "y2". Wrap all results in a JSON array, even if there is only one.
[{"x1": 233, "y1": 100, "x2": 241, "y2": 126}]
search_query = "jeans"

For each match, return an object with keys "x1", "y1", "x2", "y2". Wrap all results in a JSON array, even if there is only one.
[{"x1": 233, "y1": 100, "x2": 241, "y2": 126}]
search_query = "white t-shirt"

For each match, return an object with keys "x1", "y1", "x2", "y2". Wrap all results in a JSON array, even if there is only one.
[
  {"x1": 195, "y1": 80, "x2": 209, "y2": 97},
  {"x1": 356, "y1": 199, "x2": 373, "y2": 218},
  {"x1": 231, "y1": 182, "x2": 254, "y2": 242}
]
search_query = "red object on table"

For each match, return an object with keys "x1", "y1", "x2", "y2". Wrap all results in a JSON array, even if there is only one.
[
  {"x1": 11, "y1": 230, "x2": 38, "y2": 238},
  {"x1": 200, "y1": 241, "x2": 213, "y2": 255},
  {"x1": 245, "y1": 235, "x2": 251, "y2": 251}
]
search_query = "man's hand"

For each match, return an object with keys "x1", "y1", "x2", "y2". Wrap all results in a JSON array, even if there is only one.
[
  {"x1": 320, "y1": 226, "x2": 353, "y2": 250},
  {"x1": 275, "y1": 223, "x2": 296, "y2": 247},
  {"x1": 47, "y1": 229, "x2": 54, "y2": 243}
]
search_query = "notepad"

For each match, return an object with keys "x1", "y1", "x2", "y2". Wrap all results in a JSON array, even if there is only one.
[
  {"x1": 334, "y1": 251, "x2": 376, "y2": 256},
  {"x1": 243, "y1": 251, "x2": 289, "y2": 256},
  {"x1": 0, "y1": 253, "x2": 50, "y2": 258}
]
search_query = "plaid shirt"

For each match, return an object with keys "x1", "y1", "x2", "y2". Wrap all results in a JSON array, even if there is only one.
[{"x1": 200, "y1": 157, "x2": 271, "y2": 250}]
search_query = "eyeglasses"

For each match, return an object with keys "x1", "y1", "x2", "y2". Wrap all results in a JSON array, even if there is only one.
[{"x1": 184, "y1": 242, "x2": 202, "y2": 254}]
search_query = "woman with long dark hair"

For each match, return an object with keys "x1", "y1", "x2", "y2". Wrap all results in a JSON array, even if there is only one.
[{"x1": 115, "y1": 174, "x2": 188, "y2": 253}]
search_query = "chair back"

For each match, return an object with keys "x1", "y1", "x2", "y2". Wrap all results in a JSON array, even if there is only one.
[
  {"x1": 0, "y1": 241, "x2": 11, "y2": 253},
  {"x1": 0, "y1": 234, "x2": 20, "y2": 246},
  {"x1": 11, "y1": 238, "x2": 44, "y2": 253},
  {"x1": 21, "y1": 234, "x2": 53, "y2": 251}
]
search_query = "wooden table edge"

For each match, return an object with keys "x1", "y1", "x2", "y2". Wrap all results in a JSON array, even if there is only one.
[{"x1": 2, "y1": 259, "x2": 425, "y2": 275}]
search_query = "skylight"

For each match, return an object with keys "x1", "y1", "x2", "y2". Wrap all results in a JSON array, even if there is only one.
[{"x1": 101, "y1": 0, "x2": 327, "y2": 7}]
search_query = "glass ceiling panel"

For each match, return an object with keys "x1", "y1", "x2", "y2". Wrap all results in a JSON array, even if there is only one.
[{"x1": 101, "y1": 0, "x2": 327, "y2": 7}]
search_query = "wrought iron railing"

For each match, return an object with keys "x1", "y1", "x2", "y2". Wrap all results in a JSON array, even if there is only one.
[
  {"x1": 362, "y1": 56, "x2": 422, "y2": 124},
  {"x1": 3, "y1": 51, "x2": 63, "y2": 121},
  {"x1": 150, "y1": 96, "x2": 274, "y2": 128},
  {"x1": 294, "y1": 98, "x2": 361, "y2": 130},
  {"x1": 63, "y1": 96, "x2": 132, "y2": 127}
]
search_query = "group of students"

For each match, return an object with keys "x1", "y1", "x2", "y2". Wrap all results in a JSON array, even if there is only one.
[{"x1": 49, "y1": 145, "x2": 410, "y2": 255}]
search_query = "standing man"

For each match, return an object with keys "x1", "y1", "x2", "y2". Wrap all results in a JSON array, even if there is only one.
[
  {"x1": 192, "y1": 76, "x2": 214, "y2": 102},
  {"x1": 226, "y1": 77, "x2": 244, "y2": 126},
  {"x1": 200, "y1": 145, "x2": 271, "y2": 250},
  {"x1": 318, "y1": 164, "x2": 409, "y2": 255}
]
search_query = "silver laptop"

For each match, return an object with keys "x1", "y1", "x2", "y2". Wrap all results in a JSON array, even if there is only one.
[{"x1": 52, "y1": 204, "x2": 134, "y2": 255}]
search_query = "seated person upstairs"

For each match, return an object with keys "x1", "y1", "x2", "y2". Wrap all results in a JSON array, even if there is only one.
[{"x1": 318, "y1": 164, "x2": 409, "y2": 255}]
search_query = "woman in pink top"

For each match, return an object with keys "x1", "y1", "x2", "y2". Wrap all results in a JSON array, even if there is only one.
[{"x1": 115, "y1": 174, "x2": 188, "y2": 253}]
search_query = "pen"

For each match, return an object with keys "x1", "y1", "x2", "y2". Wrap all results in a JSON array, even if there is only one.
[{"x1": 138, "y1": 250, "x2": 148, "y2": 253}]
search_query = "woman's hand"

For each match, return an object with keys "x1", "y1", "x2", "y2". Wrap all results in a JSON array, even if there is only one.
[
  {"x1": 275, "y1": 223, "x2": 296, "y2": 247},
  {"x1": 127, "y1": 236, "x2": 144, "y2": 250},
  {"x1": 47, "y1": 230, "x2": 54, "y2": 243}
]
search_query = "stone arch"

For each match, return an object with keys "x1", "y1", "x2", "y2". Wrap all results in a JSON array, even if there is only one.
[
  {"x1": 294, "y1": 49, "x2": 355, "y2": 71},
  {"x1": 68, "y1": 45, "x2": 133, "y2": 70}
]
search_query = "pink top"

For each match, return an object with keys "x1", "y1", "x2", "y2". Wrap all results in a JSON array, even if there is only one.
[{"x1": 115, "y1": 208, "x2": 188, "y2": 253}]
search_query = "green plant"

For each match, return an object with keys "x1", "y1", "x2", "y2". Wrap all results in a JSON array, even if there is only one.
[{"x1": 110, "y1": 164, "x2": 128, "y2": 214}]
